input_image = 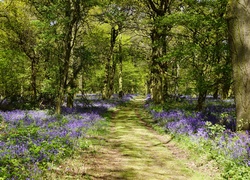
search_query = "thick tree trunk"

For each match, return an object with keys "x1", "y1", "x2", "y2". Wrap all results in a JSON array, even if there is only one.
[
  {"x1": 109, "y1": 58, "x2": 116, "y2": 97},
  {"x1": 150, "y1": 28, "x2": 164, "y2": 104},
  {"x1": 150, "y1": 73, "x2": 162, "y2": 104},
  {"x1": 171, "y1": 62, "x2": 179, "y2": 100},
  {"x1": 103, "y1": 53, "x2": 116, "y2": 99},
  {"x1": 226, "y1": 0, "x2": 250, "y2": 130},
  {"x1": 150, "y1": 62, "x2": 163, "y2": 104},
  {"x1": 147, "y1": 0, "x2": 171, "y2": 104},
  {"x1": 213, "y1": 88, "x2": 219, "y2": 99},
  {"x1": 118, "y1": 62, "x2": 123, "y2": 98}
]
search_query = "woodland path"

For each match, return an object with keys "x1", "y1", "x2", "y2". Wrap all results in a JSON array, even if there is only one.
[{"x1": 46, "y1": 97, "x2": 221, "y2": 180}]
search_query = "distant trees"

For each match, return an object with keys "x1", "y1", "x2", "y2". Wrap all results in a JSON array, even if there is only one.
[
  {"x1": 175, "y1": 0, "x2": 230, "y2": 110},
  {"x1": 27, "y1": 0, "x2": 97, "y2": 113},
  {"x1": 0, "y1": 0, "x2": 97, "y2": 112},
  {"x1": 0, "y1": 0, "x2": 41, "y2": 105},
  {"x1": 141, "y1": 0, "x2": 230, "y2": 110},
  {"x1": 100, "y1": 1, "x2": 140, "y2": 99},
  {"x1": 1, "y1": 0, "x2": 250, "y2": 131}
]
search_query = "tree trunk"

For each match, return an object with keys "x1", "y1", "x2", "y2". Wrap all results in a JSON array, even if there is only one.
[
  {"x1": 31, "y1": 57, "x2": 38, "y2": 101},
  {"x1": 196, "y1": 90, "x2": 207, "y2": 111},
  {"x1": 67, "y1": 79, "x2": 78, "y2": 108},
  {"x1": 221, "y1": 58, "x2": 232, "y2": 99},
  {"x1": 150, "y1": 73, "x2": 162, "y2": 104},
  {"x1": 55, "y1": 88, "x2": 63, "y2": 114},
  {"x1": 221, "y1": 81, "x2": 231, "y2": 99},
  {"x1": 146, "y1": 0, "x2": 171, "y2": 104},
  {"x1": 102, "y1": 58, "x2": 111, "y2": 99},
  {"x1": 150, "y1": 28, "x2": 164, "y2": 104},
  {"x1": 109, "y1": 56, "x2": 116, "y2": 97},
  {"x1": 67, "y1": 93, "x2": 74, "y2": 108},
  {"x1": 213, "y1": 88, "x2": 219, "y2": 99},
  {"x1": 118, "y1": 61, "x2": 123, "y2": 98},
  {"x1": 118, "y1": 35, "x2": 123, "y2": 98},
  {"x1": 150, "y1": 63, "x2": 163, "y2": 103},
  {"x1": 226, "y1": 0, "x2": 250, "y2": 130},
  {"x1": 55, "y1": 0, "x2": 78, "y2": 114},
  {"x1": 103, "y1": 27, "x2": 118, "y2": 99},
  {"x1": 213, "y1": 82, "x2": 219, "y2": 99}
]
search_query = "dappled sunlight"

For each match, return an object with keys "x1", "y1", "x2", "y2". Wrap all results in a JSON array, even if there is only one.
[{"x1": 80, "y1": 98, "x2": 220, "y2": 180}]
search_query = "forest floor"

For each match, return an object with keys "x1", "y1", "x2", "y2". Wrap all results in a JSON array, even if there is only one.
[{"x1": 46, "y1": 97, "x2": 222, "y2": 180}]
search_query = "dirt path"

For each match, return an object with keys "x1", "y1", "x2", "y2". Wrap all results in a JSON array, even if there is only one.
[{"x1": 46, "y1": 97, "x2": 221, "y2": 180}]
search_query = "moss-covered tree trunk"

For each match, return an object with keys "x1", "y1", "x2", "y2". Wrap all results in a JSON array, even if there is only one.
[
  {"x1": 226, "y1": 0, "x2": 250, "y2": 130},
  {"x1": 147, "y1": 0, "x2": 170, "y2": 104},
  {"x1": 149, "y1": 22, "x2": 168, "y2": 104},
  {"x1": 150, "y1": 28, "x2": 163, "y2": 104}
]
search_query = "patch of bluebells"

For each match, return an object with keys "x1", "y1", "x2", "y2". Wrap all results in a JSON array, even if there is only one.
[
  {"x1": 145, "y1": 97, "x2": 250, "y2": 167},
  {"x1": 0, "y1": 110, "x2": 102, "y2": 179},
  {"x1": 0, "y1": 94, "x2": 135, "y2": 179},
  {"x1": 201, "y1": 103, "x2": 236, "y2": 131},
  {"x1": 72, "y1": 93, "x2": 135, "y2": 113},
  {"x1": 214, "y1": 131, "x2": 250, "y2": 165}
]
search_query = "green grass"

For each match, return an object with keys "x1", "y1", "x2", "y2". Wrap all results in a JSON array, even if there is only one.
[{"x1": 44, "y1": 98, "x2": 222, "y2": 179}]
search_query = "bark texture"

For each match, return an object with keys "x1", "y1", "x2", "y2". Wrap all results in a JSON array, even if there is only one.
[
  {"x1": 227, "y1": 0, "x2": 250, "y2": 130},
  {"x1": 147, "y1": 0, "x2": 170, "y2": 104}
]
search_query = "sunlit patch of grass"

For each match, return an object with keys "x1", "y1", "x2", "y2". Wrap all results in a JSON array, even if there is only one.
[
  {"x1": 108, "y1": 101, "x2": 217, "y2": 180},
  {"x1": 45, "y1": 96, "x2": 221, "y2": 180}
]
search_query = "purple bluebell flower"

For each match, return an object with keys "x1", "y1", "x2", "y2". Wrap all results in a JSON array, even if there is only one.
[
  {"x1": 145, "y1": 97, "x2": 249, "y2": 166},
  {"x1": 0, "y1": 94, "x2": 132, "y2": 179}
]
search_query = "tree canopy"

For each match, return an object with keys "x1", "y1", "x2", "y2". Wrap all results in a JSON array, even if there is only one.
[{"x1": 1, "y1": 0, "x2": 249, "y2": 130}]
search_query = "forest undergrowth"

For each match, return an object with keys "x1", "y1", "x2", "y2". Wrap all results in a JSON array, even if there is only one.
[
  {"x1": 0, "y1": 94, "x2": 249, "y2": 179},
  {"x1": 45, "y1": 95, "x2": 222, "y2": 180},
  {"x1": 144, "y1": 95, "x2": 250, "y2": 179},
  {"x1": 0, "y1": 94, "x2": 133, "y2": 179}
]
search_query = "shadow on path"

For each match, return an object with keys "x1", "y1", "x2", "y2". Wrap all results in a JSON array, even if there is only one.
[
  {"x1": 46, "y1": 97, "x2": 221, "y2": 179},
  {"x1": 81, "y1": 97, "x2": 221, "y2": 180}
]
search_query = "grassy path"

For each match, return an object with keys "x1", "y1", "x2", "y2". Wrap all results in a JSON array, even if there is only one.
[{"x1": 46, "y1": 97, "x2": 221, "y2": 179}]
